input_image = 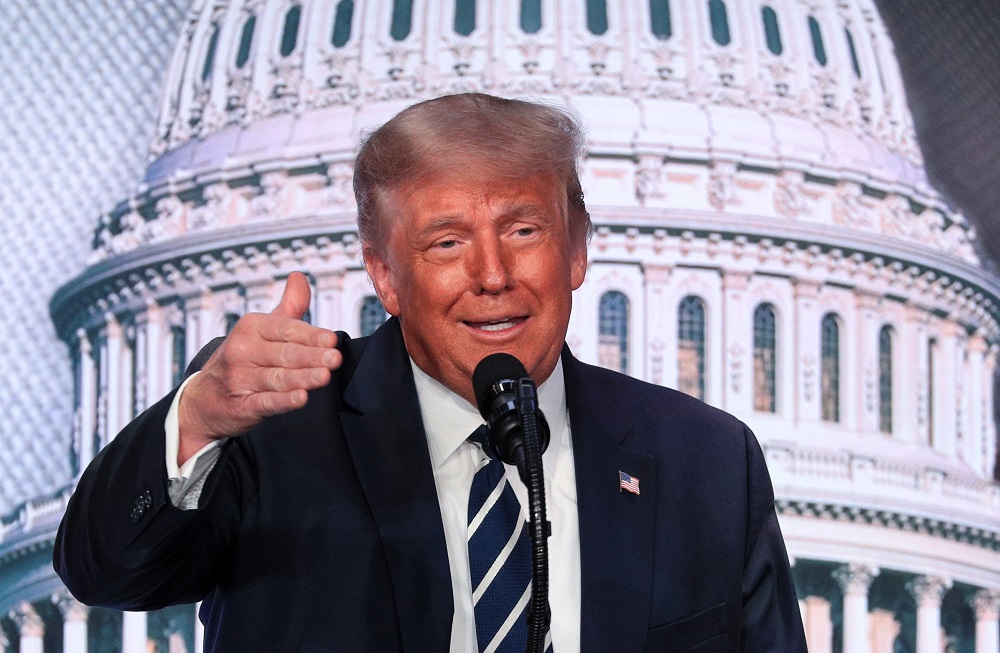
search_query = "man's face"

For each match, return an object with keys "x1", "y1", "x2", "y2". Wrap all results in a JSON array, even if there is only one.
[{"x1": 365, "y1": 170, "x2": 587, "y2": 406}]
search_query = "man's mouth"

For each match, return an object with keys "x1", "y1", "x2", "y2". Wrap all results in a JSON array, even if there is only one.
[{"x1": 466, "y1": 317, "x2": 526, "y2": 332}]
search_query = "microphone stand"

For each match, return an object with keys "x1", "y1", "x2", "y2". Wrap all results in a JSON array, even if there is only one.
[{"x1": 514, "y1": 378, "x2": 550, "y2": 653}]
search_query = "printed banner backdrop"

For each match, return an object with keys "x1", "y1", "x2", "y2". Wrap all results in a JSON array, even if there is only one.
[{"x1": 1, "y1": 2, "x2": 999, "y2": 652}]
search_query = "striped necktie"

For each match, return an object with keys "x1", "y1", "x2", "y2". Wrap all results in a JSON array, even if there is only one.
[
  {"x1": 469, "y1": 425, "x2": 531, "y2": 653},
  {"x1": 467, "y1": 426, "x2": 552, "y2": 653}
]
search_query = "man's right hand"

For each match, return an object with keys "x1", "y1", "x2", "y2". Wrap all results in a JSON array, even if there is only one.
[{"x1": 177, "y1": 272, "x2": 342, "y2": 465}]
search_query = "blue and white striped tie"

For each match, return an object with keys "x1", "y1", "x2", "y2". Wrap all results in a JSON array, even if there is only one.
[{"x1": 467, "y1": 426, "x2": 552, "y2": 653}]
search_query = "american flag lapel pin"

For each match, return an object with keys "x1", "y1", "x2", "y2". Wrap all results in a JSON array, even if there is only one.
[{"x1": 619, "y1": 470, "x2": 640, "y2": 495}]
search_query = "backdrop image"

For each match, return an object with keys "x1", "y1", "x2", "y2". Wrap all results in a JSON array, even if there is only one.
[{"x1": 2, "y1": 1, "x2": 999, "y2": 652}]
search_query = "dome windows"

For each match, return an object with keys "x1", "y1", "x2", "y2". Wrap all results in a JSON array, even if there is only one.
[
  {"x1": 391, "y1": 0, "x2": 414, "y2": 41},
  {"x1": 235, "y1": 14, "x2": 256, "y2": 68},
  {"x1": 649, "y1": 0, "x2": 672, "y2": 40},
  {"x1": 708, "y1": 0, "x2": 731, "y2": 46},
  {"x1": 201, "y1": 24, "x2": 220, "y2": 82},
  {"x1": 753, "y1": 303, "x2": 777, "y2": 413},
  {"x1": 845, "y1": 27, "x2": 862, "y2": 77},
  {"x1": 360, "y1": 296, "x2": 387, "y2": 336},
  {"x1": 808, "y1": 16, "x2": 827, "y2": 66},
  {"x1": 879, "y1": 326, "x2": 893, "y2": 433},
  {"x1": 520, "y1": 0, "x2": 542, "y2": 33},
  {"x1": 454, "y1": 0, "x2": 476, "y2": 36},
  {"x1": 331, "y1": 0, "x2": 354, "y2": 48},
  {"x1": 678, "y1": 296, "x2": 706, "y2": 401},
  {"x1": 586, "y1": 0, "x2": 608, "y2": 36},
  {"x1": 821, "y1": 313, "x2": 841, "y2": 422},
  {"x1": 599, "y1": 291, "x2": 629, "y2": 374},
  {"x1": 280, "y1": 5, "x2": 302, "y2": 57},
  {"x1": 762, "y1": 6, "x2": 782, "y2": 56}
]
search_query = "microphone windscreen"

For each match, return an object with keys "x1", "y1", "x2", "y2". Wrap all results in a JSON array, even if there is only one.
[{"x1": 472, "y1": 353, "x2": 528, "y2": 419}]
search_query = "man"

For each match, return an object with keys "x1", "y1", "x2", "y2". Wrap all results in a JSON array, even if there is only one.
[{"x1": 55, "y1": 93, "x2": 806, "y2": 652}]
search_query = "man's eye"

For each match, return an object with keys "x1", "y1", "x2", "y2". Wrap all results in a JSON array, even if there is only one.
[
  {"x1": 437, "y1": 239, "x2": 457, "y2": 249},
  {"x1": 516, "y1": 227, "x2": 535, "y2": 236}
]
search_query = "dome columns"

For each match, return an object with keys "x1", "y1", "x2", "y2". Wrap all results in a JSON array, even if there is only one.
[
  {"x1": 53, "y1": 590, "x2": 90, "y2": 653},
  {"x1": 971, "y1": 589, "x2": 1000, "y2": 653},
  {"x1": 908, "y1": 575, "x2": 953, "y2": 653},
  {"x1": 8, "y1": 602, "x2": 43, "y2": 653},
  {"x1": 833, "y1": 563, "x2": 879, "y2": 653},
  {"x1": 793, "y1": 278, "x2": 823, "y2": 424}
]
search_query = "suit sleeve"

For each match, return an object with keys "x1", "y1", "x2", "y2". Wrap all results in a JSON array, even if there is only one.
[
  {"x1": 739, "y1": 425, "x2": 808, "y2": 652},
  {"x1": 53, "y1": 338, "x2": 253, "y2": 611}
]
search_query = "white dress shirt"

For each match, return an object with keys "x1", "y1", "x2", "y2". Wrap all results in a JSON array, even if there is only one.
[{"x1": 164, "y1": 360, "x2": 581, "y2": 652}]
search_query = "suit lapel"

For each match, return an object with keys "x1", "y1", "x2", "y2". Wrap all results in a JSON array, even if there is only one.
[
  {"x1": 340, "y1": 320, "x2": 453, "y2": 652},
  {"x1": 564, "y1": 351, "x2": 657, "y2": 653}
]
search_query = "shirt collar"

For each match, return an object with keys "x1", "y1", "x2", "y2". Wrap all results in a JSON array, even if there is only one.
[{"x1": 412, "y1": 357, "x2": 568, "y2": 471}]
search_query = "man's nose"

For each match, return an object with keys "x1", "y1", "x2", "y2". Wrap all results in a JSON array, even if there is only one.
[{"x1": 469, "y1": 235, "x2": 514, "y2": 294}]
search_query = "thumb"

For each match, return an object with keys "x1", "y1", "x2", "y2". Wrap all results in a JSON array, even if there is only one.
[{"x1": 271, "y1": 272, "x2": 311, "y2": 319}]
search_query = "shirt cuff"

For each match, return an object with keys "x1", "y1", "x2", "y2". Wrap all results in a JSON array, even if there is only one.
[{"x1": 165, "y1": 372, "x2": 224, "y2": 509}]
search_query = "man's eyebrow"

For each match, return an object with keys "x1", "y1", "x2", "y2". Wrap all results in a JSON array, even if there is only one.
[
  {"x1": 499, "y1": 204, "x2": 548, "y2": 221},
  {"x1": 416, "y1": 215, "x2": 466, "y2": 240}
]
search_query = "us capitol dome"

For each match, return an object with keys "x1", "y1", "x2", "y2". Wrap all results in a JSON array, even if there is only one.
[{"x1": 2, "y1": 1, "x2": 999, "y2": 651}]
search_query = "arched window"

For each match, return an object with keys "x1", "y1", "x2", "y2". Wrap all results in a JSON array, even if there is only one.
[
  {"x1": 391, "y1": 0, "x2": 414, "y2": 41},
  {"x1": 845, "y1": 27, "x2": 861, "y2": 77},
  {"x1": 280, "y1": 5, "x2": 302, "y2": 57},
  {"x1": 821, "y1": 313, "x2": 840, "y2": 422},
  {"x1": 879, "y1": 326, "x2": 893, "y2": 433},
  {"x1": 587, "y1": 0, "x2": 609, "y2": 35},
  {"x1": 225, "y1": 313, "x2": 241, "y2": 334},
  {"x1": 520, "y1": 0, "x2": 542, "y2": 33},
  {"x1": 650, "y1": 0, "x2": 672, "y2": 39},
  {"x1": 598, "y1": 291, "x2": 629, "y2": 374},
  {"x1": 454, "y1": 0, "x2": 476, "y2": 36},
  {"x1": 331, "y1": 0, "x2": 354, "y2": 47},
  {"x1": 678, "y1": 296, "x2": 706, "y2": 400},
  {"x1": 708, "y1": 0, "x2": 731, "y2": 46},
  {"x1": 807, "y1": 16, "x2": 827, "y2": 66},
  {"x1": 761, "y1": 6, "x2": 782, "y2": 55},
  {"x1": 235, "y1": 14, "x2": 256, "y2": 68},
  {"x1": 201, "y1": 24, "x2": 220, "y2": 81},
  {"x1": 753, "y1": 304, "x2": 777, "y2": 412},
  {"x1": 360, "y1": 296, "x2": 388, "y2": 337},
  {"x1": 171, "y1": 325, "x2": 187, "y2": 388}
]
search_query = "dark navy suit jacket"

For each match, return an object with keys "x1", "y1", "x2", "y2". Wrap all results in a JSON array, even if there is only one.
[{"x1": 54, "y1": 318, "x2": 806, "y2": 652}]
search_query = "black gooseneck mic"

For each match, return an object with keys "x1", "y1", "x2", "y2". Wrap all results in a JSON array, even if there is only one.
[{"x1": 472, "y1": 353, "x2": 551, "y2": 653}]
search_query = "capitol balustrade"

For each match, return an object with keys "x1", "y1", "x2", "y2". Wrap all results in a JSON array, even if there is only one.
[{"x1": 766, "y1": 442, "x2": 1000, "y2": 529}]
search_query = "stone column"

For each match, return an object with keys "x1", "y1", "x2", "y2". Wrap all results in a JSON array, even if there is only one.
[
  {"x1": 643, "y1": 264, "x2": 673, "y2": 389},
  {"x1": 104, "y1": 313, "x2": 129, "y2": 438},
  {"x1": 971, "y1": 589, "x2": 1000, "y2": 653},
  {"x1": 76, "y1": 329, "x2": 98, "y2": 470},
  {"x1": 721, "y1": 271, "x2": 752, "y2": 414},
  {"x1": 854, "y1": 292, "x2": 881, "y2": 434},
  {"x1": 801, "y1": 595, "x2": 833, "y2": 653},
  {"x1": 869, "y1": 609, "x2": 901, "y2": 653},
  {"x1": 53, "y1": 590, "x2": 89, "y2": 653},
  {"x1": 9, "y1": 601, "x2": 44, "y2": 653},
  {"x1": 792, "y1": 279, "x2": 822, "y2": 424},
  {"x1": 985, "y1": 346, "x2": 998, "y2": 478},
  {"x1": 908, "y1": 575, "x2": 952, "y2": 653},
  {"x1": 834, "y1": 563, "x2": 879, "y2": 653},
  {"x1": 966, "y1": 334, "x2": 988, "y2": 473},
  {"x1": 932, "y1": 321, "x2": 961, "y2": 457},
  {"x1": 122, "y1": 611, "x2": 148, "y2": 653}
]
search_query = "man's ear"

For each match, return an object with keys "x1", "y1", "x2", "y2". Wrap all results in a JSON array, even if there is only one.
[
  {"x1": 364, "y1": 249, "x2": 401, "y2": 316},
  {"x1": 570, "y1": 241, "x2": 588, "y2": 291}
]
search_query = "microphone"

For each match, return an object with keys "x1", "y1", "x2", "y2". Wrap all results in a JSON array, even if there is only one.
[
  {"x1": 472, "y1": 352, "x2": 552, "y2": 653},
  {"x1": 472, "y1": 353, "x2": 550, "y2": 470}
]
